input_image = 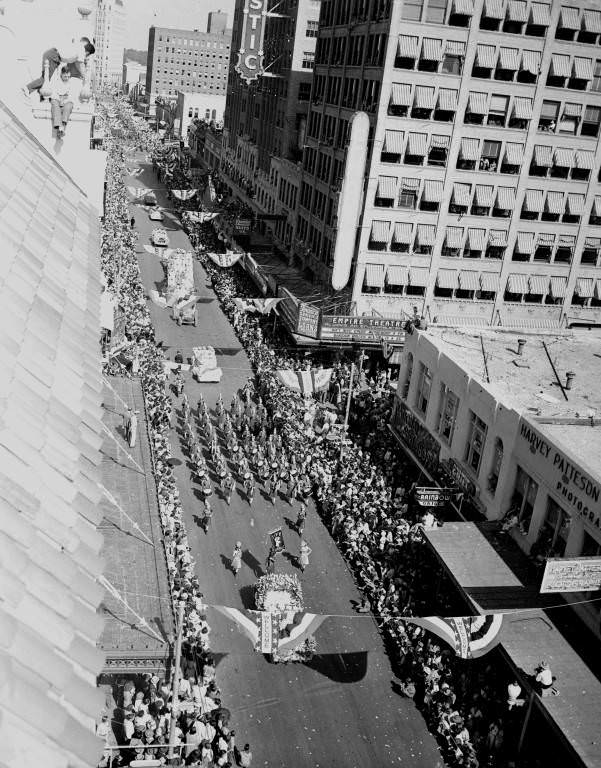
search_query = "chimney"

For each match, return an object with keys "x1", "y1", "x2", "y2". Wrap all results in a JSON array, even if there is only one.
[
  {"x1": 517, "y1": 338, "x2": 526, "y2": 356},
  {"x1": 565, "y1": 371, "x2": 575, "y2": 390}
]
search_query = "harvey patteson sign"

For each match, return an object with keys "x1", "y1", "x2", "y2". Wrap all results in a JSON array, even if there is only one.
[
  {"x1": 235, "y1": 0, "x2": 268, "y2": 83},
  {"x1": 541, "y1": 557, "x2": 601, "y2": 593}
]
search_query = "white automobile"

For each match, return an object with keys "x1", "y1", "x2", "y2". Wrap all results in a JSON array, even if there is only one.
[
  {"x1": 151, "y1": 228, "x2": 169, "y2": 246},
  {"x1": 149, "y1": 209, "x2": 164, "y2": 222}
]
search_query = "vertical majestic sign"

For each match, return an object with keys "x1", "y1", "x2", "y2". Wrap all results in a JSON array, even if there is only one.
[{"x1": 236, "y1": 0, "x2": 268, "y2": 83}]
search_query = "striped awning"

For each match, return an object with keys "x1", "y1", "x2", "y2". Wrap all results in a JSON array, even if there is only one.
[
  {"x1": 474, "y1": 185, "x2": 494, "y2": 207},
  {"x1": 459, "y1": 271, "x2": 480, "y2": 290},
  {"x1": 576, "y1": 277, "x2": 595, "y2": 297},
  {"x1": 460, "y1": 137, "x2": 480, "y2": 161},
  {"x1": 520, "y1": 50, "x2": 540, "y2": 74},
  {"x1": 437, "y1": 269, "x2": 459, "y2": 289},
  {"x1": 364, "y1": 264, "x2": 385, "y2": 288},
  {"x1": 537, "y1": 233, "x2": 555, "y2": 246},
  {"x1": 407, "y1": 132, "x2": 428, "y2": 156},
  {"x1": 489, "y1": 230, "x2": 508, "y2": 246},
  {"x1": 453, "y1": 0, "x2": 474, "y2": 14},
  {"x1": 422, "y1": 180, "x2": 444, "y2": 202},
  {"x1": 401, "y1": 177, "x2": 421, "y2": 192},
  {"x1": 445, "y1": 226, "x2": 464, "y2": 248},
  {"x1": 467, "y1": 228, "x2": 487, "y2": 250},
  {"x1": 383, "y1": 130, "x2": 404, "y2": 153},
  {"x1": 583, "y1": 9, "x2": 601, "y2": 33},
  {"x1": 559, "y1": 5, "x2": 580, "y2": 30},
  {"x1": 475, "y1": 44, "x2": 496, "y2": 69},
  {"x1": 545, "y1": 191, "x2": 564, "y2": 214},
  {"x1": 377, "y1": 176, "x2": 397, "y2": 199},
  {"x1": 550, "y1": 53, "x2": 570, "y2": 78},
  {"x1": 504, "y1": 142, "x2": 524, "y2": 165},
  {"x1": 437, "y1": 89, "x2": 458, "y2": 111},
  {"x1": 430, "y1": 135, "x2": 450, "y2": 150},
  {"x1": 398, "y1": 35, "x2": 419, "y2": 58},
  {"x1": 572, "y1": 57, "x2": 594, "y2": 81},
  {"x1": 484, "y1": 0, "x2": 505, "y2": 18},
  {"x1": 392, "y1": 222, "x2": 413, "y2": 243},
  {"x1": 506, "y1": 0, "x2": 528, "y2": 21},
  {"x1": 409, "y1": 267, "x2": 430, "y2": 286},
  {"x1": 516, "y1": 231, "x2": 535, "y2": 253},
  {"x1": 496, "y1": 187, "x2": 516, "y2": 210},
  {"x1": 390, "y1": 83, "x2": 412, "y2": 106},
  {"x1": 533, "y1": 144, "x2": 552, "y2": 167},
  {"x1": 596, "y1": 280, "x2": 601, "y2": 300},
  {"x1": 566, "y1": 193, "x2": 585, "y2": 215},
  {"x1": 553, "y1": 147, "x2": 573, "y2": 167},
  {"x1": 593, "y1": 196, "x2": 601, "y2": 217},
  {"x1": 529, "y1": 2, "x2": 550, "y2": 26},
  {"x1": 416, "y1": 224, "x2": 436, "y2": 246},
  {"x1": 445, "y1": 41, "x2": 466, "y2": 56},
  {"x1": 414, "y1": 86, "x2": 436, "y2": 109},
  {"x1": 528, "y1": 274, "x2": 549, "y2": 295},
  {"x1": 467, "y1": 92, "x2": 488, "y2": 114},
  {"x1": 585, "y1": 236, "x2": 601, "y2": 249},
  {"x1": 422, "y1": 38, "x2": 444, "y2": 61},
  {"x1": 523, "y1": 189, "x2": 544, "y2": 213},
  {"x1": 549, "y1": 276, "x2": 567, "y2": 298},
  {"x1": 575, "y1": 149, "x2": 594, "y2": 169},
  {"x1": 453, "y1": 183, "x2": 472, "y2": 206},
  {"x1": 498, "y1": 47, "x2": 520, "y2": 70},
  {"x1": 370, "y1": 220, "x2": 390, "y2": 243},
  {"x1": 480, "y1": 272, "x2": 500, "y2": 291},
  {"x1": 386, "y1": 265, "x2": 409, "y2": 285},
  {"x1": 507, "y1": 273, "x2": 529, "y2": 293}
]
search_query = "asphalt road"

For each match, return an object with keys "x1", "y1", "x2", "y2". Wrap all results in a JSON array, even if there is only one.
[{"x1": 126, "y1": 153, "x2": 442, "y2": 768}]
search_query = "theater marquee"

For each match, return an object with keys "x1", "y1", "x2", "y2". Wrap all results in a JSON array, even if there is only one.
[{"x1": 235, "y1": 0, "x2": 268, "y2": 83}]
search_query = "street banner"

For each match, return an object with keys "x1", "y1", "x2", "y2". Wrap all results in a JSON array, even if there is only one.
[
  {"x1": 407, "y1": 615, "x2": 504, "y2": 659},
  {"x1": 187, "y1": 211, "x2": 219, "y2": 224},
  {"x1": 126, "y1": 186, "x2": 148, "y2": 199},
  {"x1": 234, "y1": 298, "x2": 282, "y2": 314},
  {"x1": 415, "y1": 487, "x2": 456, "y2": 507},
  {"x1": 269, "y1": 527, "x2": 285, "y2": 553},
  {"x1": 259, "y1": 611, "x2": 278, "y2": 653},
  {"x1": 541, "y1": 557, "x2": 601, "y2": 593},
  {"x1": 172, "y1": 189, "x2": 197, "y2": 200},
  {"x1": 207, "y1": 251, "x2": 243, "y2": 268},
  {"x1": 275, "y1": 369, "x2": 333, "y2": 396}
]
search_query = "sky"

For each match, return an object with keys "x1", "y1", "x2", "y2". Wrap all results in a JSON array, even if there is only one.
[{"x1": 123, "y1": 0, "x2": 235, "y2": 49}]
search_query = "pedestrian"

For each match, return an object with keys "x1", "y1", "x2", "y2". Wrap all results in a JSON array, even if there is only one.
[
  {"x1": 244, "y1": 474, "x2": 254, "y2": 505},
  {"x1": 296, "y1": 502, "x2": 306, "y2": 535},
  {"x1": 223, "y1": 473, "x2": 234, "y2": 505},
  {"x1": 174, "y1": 350, "x2": 184, "y2": 365},
  {"x1": 237, "y1": 743, "x2": 253, "y2": 767},
  {"x1": 130, "y1": 216, "x2": 135, "y2": 229},
  {"x1": 265, "y1": 546, "x2": 276, "y2": 574},
  {"x1": 298, "y1": 540, "x2": 312, "y2": 572},
  {"x1": 231, "y1": 542, "x2": 242, "y2": 577},
  {"x1": 128, "y1": 410, "x2": 138, "y2": 448}
]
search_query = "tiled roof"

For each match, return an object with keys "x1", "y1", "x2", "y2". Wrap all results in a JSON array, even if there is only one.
[{"x1": 0, "y1": 98, "x2": 105, "y2": 768}]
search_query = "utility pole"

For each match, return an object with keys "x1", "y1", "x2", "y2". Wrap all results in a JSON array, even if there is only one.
[{"x1": 167, "y1": 600, "x2": 185, "y2": 763}]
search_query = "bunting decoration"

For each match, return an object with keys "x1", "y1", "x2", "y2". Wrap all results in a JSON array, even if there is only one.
[
  {"x1": 172, "y1": 189, "x2": 198, "y2": 201},
  {"x1": 128, "y1": 168, "x2": 143, "y2": 177},
  {"x1": 235, "y1": 298, "x2": 282, "y2": 314},
  {"x1": 275, "y1": 369, "x2": 333, "y2": 396},
  {"x1": 187, "y1": 211, "x2": 219, "y2": 224},
  {"x1": 407, "y1": 615, "x2": 504, "y2": 660},
  {"x1": 126, "y1": 186, "x2": 148, "y2": 199},
  {"x1": 207, "y1": 251, "x2": 243, "y2": 268}
]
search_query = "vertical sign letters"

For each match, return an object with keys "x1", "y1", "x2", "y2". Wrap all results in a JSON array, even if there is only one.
[{"x1": 236, "y1": 0, "x2": 268, "y2": 83}]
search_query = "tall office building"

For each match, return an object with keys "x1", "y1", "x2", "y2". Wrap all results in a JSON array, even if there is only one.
[
  {"x1": 222, "y1": 0, "x2": 321, "y2": 254},
  {"x1": 95, "y1": 0, "x2": 127, "y2": 88},
  {"x1": 145, "y1": 20, "x2": 231, "y2": 101},
  {"x1": 297, "y1": 0, "x2": 601, "y2": 329}
]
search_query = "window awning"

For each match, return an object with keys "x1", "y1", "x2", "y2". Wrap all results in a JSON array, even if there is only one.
[
  {"x1": 453, "y1": 0, "x2": 474, "y2": 15},
  {"x1": 459, "y1": 271, "x2": 480, "y2": 290},
  {"x1": 422, "y1": 38, "x2": 443, "y2": 61},
  {"x1": 452, "y1": 183, "x2": 472, "y2": 207},
  {"x1": 480, "y1": 272, "x2": 500, "y2": 291},
  {"x1": 390, "y1": 83, "x2": 412, "y2": 106},
  {"x1": 386, "y1": 265, "x2": 408, "y2": 285},
  {"x1": 549, "y1": 276, "x2": 567, "y2": 298},
  {"x1": 550, "y1": 53, "x2": 570, "y2": 78},
  {"x1": 474, "y1": 185, "x2": 494, "y2": 207},
  {"x1": 437, "y1": 269, "x2": 459, "y2": 289},
  {"x1": 475, "y1": 44, "x2": 496, "y2": 69},
  {"x1": 596, "y1": 280, "x2": 601, "y2": 300},
  {"x1": 533, "y1": 144, "x2": 552, "y2": 167},
  {"x1": 593, "y1": 196, "x2": 601, "y2": 217},
  {"x1": 364, "y1": 264, "x2": 385, "y2": 288},
  {"x1": 520, "y1": 50, "x2": 540, "y2": 74},
  {"x1": 467, "y1": 91, "x2": 488, "y2": 114},
  {"x1": 467, "y1": 228, "x2": 487, "y2": 251},
  {"x1": 414, "y1": 86, "x2": 436, "y2": 109},
  {"x1": 430, "y1": 135, "x2": 451, "y2": 150},
  {"x1": 398, "y1": 35, "x2": 419, "y2": 58},
  {"x1": 445, "y1": 226, "x2": 464, "y2": 248},
  {"x1": 377, "y1": 176, "x2": 397, "y2": 199},
  {"x1": 489, "y1": 230, "x2": 508, "y2": 246},
  {"x1": 370, "y1": 220, "x2": 390, "y2": 243},
  {"x1": 516, "y1": 231, "x2": 535, "y2": 253},
  {"x1": 445, "y1": 41, "x2": 466, "y2": 56},
  {"x1": 506, "y1": 0, "x2": 528, "y2": 21},
  {"x1": 566, "y1": 193, "x2": 585, "y2": 215},
  {"x1": 545, "y1": 191, "x2": 564, "y2": 214},
  {"x1": 496, "y1": 186, "x2": 516, "y2": 209},
  {"x1": 409, "y1": 267, "x2": 430, "y2": 286},
  {"x1": 572, "y1": 57, "x2": 593, "y2": 81},
  {"x1": 498, "y1": 47, "x2": 520, "y2": 70},
  {"x1": 575, "y1": 149, "x2": 594, "y2": 169},
  {"x1": 401, "y1": 177, "x2": 421, "y2": 192},
  {"x1": 437, "y1": 89, "x2": 458, "y2": 111},
  {"x1": 537, "y1": 233, "x2": 555, "y2": 246},
  {"x1": 529, "y1": 2, "x2": 550, "y2": 26},
  {"x1": 576, "y1": 277, "x2": 594, "y2": 297},
  {"x1": 507, "y1": 273, "x2": 529, "y2": 293},
  {"x1": 528, "y1": 274, "x2": 548, "y2": 294},
  {"x1": 383, "y1": 129, "x2": 404, "y2": 154},
  {"x1": 484, "y1": 0, "x2": 505, "y2": 18},
  {"x1": 416, "y1": 224, "x2": 436, "y2": 246},
  {"x1": 559, "y1": 5, "x2": 580, "y2": 30},
  {"x1": 406, "y1": 132, "x2": 428, "y2": 156},
  {"x1": 392, "y1": 222, "x2": 413, "y2": 243},
  {"x1": 523, "y1": 189, "x2": 544, "y2": 213},
  {"x1": 460, "y1": 137, "x2": 480, "y2": 160},
  {"x1": 553, "y1": 147, "x2": 572, "y2": 166},
  {"x1": 583, "y1": 9, "x2": 601, "y2": 33},
  {"x1": 585, "y1": 236, "x2": 601, "y2": 249},
  {"x1": 422, "y1": 180, "x2": 444, "y2": 202},
  {"x1": 504, "y1": 142, "x2": 524, "y2": 165}
]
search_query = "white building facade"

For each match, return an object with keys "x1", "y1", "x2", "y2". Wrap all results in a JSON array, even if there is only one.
[{"x1": 95, "y1": 0, "x2": 126, "y2": 88}]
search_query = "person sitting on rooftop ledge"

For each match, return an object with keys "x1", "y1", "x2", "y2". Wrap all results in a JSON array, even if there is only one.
[
  {"x1": 49, "y1": 67, "x2": 80, "y2": 139},
  {"x1": 23, "y1": 36, "x2": 95, "y2": 98}
]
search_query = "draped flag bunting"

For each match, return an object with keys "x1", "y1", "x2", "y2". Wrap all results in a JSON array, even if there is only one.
[
  {"x1": 187, "y1": 211, "x2": 219, "y2": 224},
  {"x1": 128, "y1": 168, "x2": 143, "y2": 177},
  {"x1": 275, "y1": 369, "x2": 334, "y2": 396},
  {"x1": 234, "y1": 298, "x2": 282, "y2": 314},
  {"x1": 407, "y1": 615, "x2": 504, "y2": 659},
  {"x1": 207, "y1": 251, "x2": 243, "y2": 268},
  {"x1": 172, "y1": 189, "x2": 198, "y2": 201},
  {"x1": 127, "y1": 186, "x2": 148, "y2": 199}
]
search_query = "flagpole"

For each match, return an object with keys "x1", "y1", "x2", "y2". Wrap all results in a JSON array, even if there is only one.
[
  {"x1": 168, "y1": 600, "x2": 185, "y2": 762},
  {"x1": 339, "y1": 362, "x2": 355, "y2": 461}
]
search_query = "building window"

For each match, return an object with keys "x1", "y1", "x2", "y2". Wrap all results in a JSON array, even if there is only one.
[
  {"x1": 538, "y1": 100, "x2": 559, "y2": 132},
  {"x1": 488, "y1": 438, "x2": 503, "y2": 494},
  {"x1": 438, "y1": 385, "x2": 459, "y2": 444},
  {"x1": 582, "y1": 531, "x2": 601, "y2": 556},
  {"x1": 401, "y1": 0, "x2": 424, "y2": 21},
  {"x1": 306, "y1": 20, "x2": 319, "y2": 37},
  {"x1": 479, "y1": 140, "x2": 501, "y2": 172},
  {"x1": 402, "y1": 353, "x2": 414, "y2": 398},
  {"x1": 425, "y1": 0, "x2": 447, "y2": 23},
  {"x1": 415, "y1": 363, "x2": 432, "y2": 416},
  {"x1": 465, "y1": 411, "x2": 487, "y2": 475},
  {"x1": 302, "y1": 51, "x2": 315, "y2": 70},
  {"x1": 511, "y1": 466, "x2": 538, "y2": 533},
  {"x1": 539, "y1": 499, "x2": 571, "y2": 558},
  {"x1": 582, "y1": 106, "x2": 601, "y2": 137}
]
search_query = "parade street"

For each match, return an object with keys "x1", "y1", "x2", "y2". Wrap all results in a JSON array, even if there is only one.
[{"x1": 125, "y1": 155, "x2": 441, "y2": 767}]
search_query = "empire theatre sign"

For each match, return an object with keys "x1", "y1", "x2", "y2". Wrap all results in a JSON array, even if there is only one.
[{"x1": 235, "y1": 0, "x2": 269, "y2": 83}]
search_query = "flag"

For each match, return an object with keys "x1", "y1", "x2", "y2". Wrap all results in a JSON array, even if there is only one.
[
  {"x1": 269, "y1": 527, "x2": 285, "y2": 552},
  {"x1": 233, "y1": 298, "x2": 256, "y2": 312},
  {"x1": 213, "y1": 607, "x2": 325, "y2": 655},
  {"x1": 275, "y1": 369, "x2": 333, "y2": 396},
  {"x1": 407, "y1": 615, "x2": 503, "y2": 659},
  {"x1": 207, "y1": 251, "x2": 243, "y2": 268},
  {"x1": 276, "y1": 612, "x2": 327, "y2": 652},
  {"x1": 251, "y1": 298, "x2": 281, "y2": 314},
  {"x1": 172, "y1": 189, "x2": 197, "y2": 201}
]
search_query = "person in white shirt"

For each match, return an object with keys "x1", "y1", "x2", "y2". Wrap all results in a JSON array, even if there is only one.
[
  {"x1": 49, "y1": 67, "x2": 81, "y2": 138},
  {"x1": 535, "y1": 661, "x2": 555, "y2": 693},
  {"x1": 123, "y1": 712, "x2": 135, "y2": 741}
]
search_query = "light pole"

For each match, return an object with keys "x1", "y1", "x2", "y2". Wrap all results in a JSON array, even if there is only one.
[{"x1": 167, "y1": 600, "x2": 185, "y2": 763}]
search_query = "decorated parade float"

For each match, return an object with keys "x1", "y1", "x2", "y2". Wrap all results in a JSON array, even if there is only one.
[{"x1": 191, "y1": 346, "x2": 222, "y2": 383}]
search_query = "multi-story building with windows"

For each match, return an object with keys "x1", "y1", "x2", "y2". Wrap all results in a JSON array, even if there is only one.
[
  {"x1": 298, "y1": 0, "x2": 601, "y2": 328},
  {"x1": 145, "y1": 20, "x2": 231, "y2": 101},
  {"x1": 221, "y1": 0, "x2": 321, "y2": 258},
  {"x1": 95, "y1": 0, "x2": 126, "y2": 88}
]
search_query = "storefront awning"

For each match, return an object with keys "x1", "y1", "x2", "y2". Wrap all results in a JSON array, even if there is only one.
[
  {"x1": 549, "y1": 276, "x2": 567, "y2": 298},
  {"x1": 392, "y1": 222, "x2": 413, "y2": 243},
  {"x1": 377, "y1": 176, "x2": 397, "y2": 199},
  {"x1": 445, "y1": 226, "x2": 464, "y2": 249},
  {"x1": 566, "y1": 193, "x2": 585, "y2": 216},
  {"x1": 474, "y1": 184, "x2": 494, "y2": 207},
  {"x1": 437, "y1": 269, "x2": 459, "y2": 289},
  {"x1": 545, "y1": 191, "x2": 564, "y2": 214},
  {"x1": 453, "y1": 182, "x2": 472, "y2": 206},
  {"x1": 409, "y1": 267, "x2": 429, "y2": 286},
  {"x1": 484, "y1": 0, "x2": 504, "y2": 19},
  {"x1": 575, "y1": 149, "x2": 594, "y2": 169},
  {"x1": 416, "y1": 224, "x2": 436, "y2": 246},
  {"x1": 475, "y1": 44, "x2": 496, "y2": 69},
  {"x1": 480, "y1": 272, "x2": 500, "y2": 291},
  {"x1": 437, "y1": 89, "x2": 458, "y2": 111},
  {"x1": 421, "y1": 37, "x2": 443, "y2": 61},
  {"x1": 386, "y1": 265, "x2": 408, "y2": 285},
  {"x1": 507, "y1": 273, "x2": 529, "y2": 293},
  {"x1": 523, "y1": 189, "x2": 544, "y2": 213},
  {"x1": 576, "y1": 277, "x2": 594, "y2": 297},
  {"x1": 406, "y1": 132, "x2": 428, "y2": 156},
  {"x1": 520, "y1": 49, "x2": 540, "y2": 75},
  {"x1": 364, "y1": 263, "x2": 385, "y2": 288},
  {"x1": 506, "y1": 0, "x2": 528, "y2": 21},
  {"x1": 467, "y1": 91, "x2": 488, "y2": 115},
  {"x1": 572, "y1": 57, "x2": 594, "y2": 81},
  {"x1": 398, "y1": 35, "x2": 419, "y2": 58},
  {"x1": 498, "y1": 47, "x2": 520, "y2": 70},
  {"x1": 383, "y1": 129, "x2": 404, "y2": 154},
  {"x1": 529, "y1": 2, "x2": 550, "y2": 26},
  {"x1": 583, "y1": 9, "x2": 601, "y2": 33},
  {"x1": 516, "y1": 231, "x2": 535, "y2": 254},
  {"x1": 528, "y1": 274, "x2": 548, "y2": 295},
  {"x1": 504, "y1": 142, "x2": 524, "y2": 166},
  {"x1": 370, "y1": 220, "x2": 390, "y2": 243},
  {"x1": 559, "y1": 5, "x2": 580, "y2": 30},
  {"x1": 414, "y1": 86, "x2": 436, "y2": 109},
  {"x1": 459, "y1": 270, "x2": 480, "y2": 290},
  {"x1": 390, "y1": 83, "x2": 412, "y2": 106},
  {"x1": 460, "y1": 137, "x2": 480, "y2": 161},
  {"x1": 550, "y1": 53, "x2": 570, "y2": 78},
  {"x1": 533, "y1": 144, "x2": 552, "y2": 167},
  {"x1": 496, "y1": 186, "x2": 516, "y2": 210},
  {"x1": 467, "y1": 228, "x2": 487, "y2": 251},
  {"x1": 422, "y1": 180, "x2": 444, "y2": 202}
]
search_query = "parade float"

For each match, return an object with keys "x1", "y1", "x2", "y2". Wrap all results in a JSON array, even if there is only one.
[{"x1": 191, "y1": 346, "x2": 222, "y2": 383}]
